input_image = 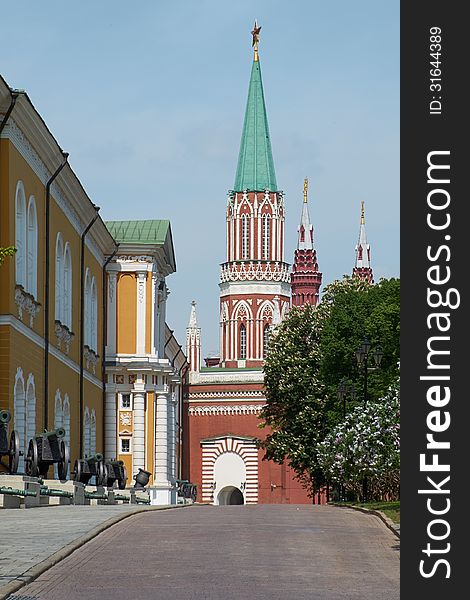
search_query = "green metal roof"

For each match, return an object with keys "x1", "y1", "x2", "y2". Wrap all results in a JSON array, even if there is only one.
[
  {"x1": 105, "y1": 220, "x2": 170, "y2": 245},
  {"x1": 233, "y1": 59, "x2": 278, "y2": 192}
]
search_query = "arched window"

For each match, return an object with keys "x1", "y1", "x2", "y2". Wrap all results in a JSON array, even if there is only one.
[
  {"x1": 239, "y1": 324, "x2": 247, "y2": 360},
  {"x1": 15, "y1": 181, "x2": 27, "y2": 288},
  {"x1": 262, "y1": 214, "x2": 270, "y2": 260},
  {"x1": 63, "y1": 244, "x2": 72, "y2": 329},
  {"x1": 84, "y1": 269, "x2": 91, "y2": 347},
  {"x1": 263, "y1": 324, "x2": 270, "y2": 358},
  {"x1": 27, "y1": 197, "x2": 38, "y2": 298},
  {"x1": 25, "y1": 375, "x2": 36, "y2": 458},
  {"x1": 55, "y1": 233, "x2": 64, "y2": 322},
  {"x1": 91, "y1": 277, "x2": 97, "y2": 351},
  {"x1": 241, "y1": 214, "x2": 250, "y2": 260},
  {"x1": 84, "y1": 407, "x2": 91, "y2": 458},
  {"x1": 63, "y1": 394, "x2": 71, "y2": 451},
  {"x1": 13, "y1": 368, "x2": 26, "y2": 472},
  {"x1": 90, "y1": 410, "x2": 96, "y2": 456}
]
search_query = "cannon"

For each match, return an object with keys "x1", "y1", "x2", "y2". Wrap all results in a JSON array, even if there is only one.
[
  {"x1": 133, "y1": 468, "x2": 151, "y2": 490},
  {"x1": 0, "y1": 409, "x2": 20, "y2": 474},
  {"x1": 25, "y1": 427, "x2": 70, "y2": 480},
  {"x1": 103, "y1": 459, "x2": 128, "y2": 489},
  {"x1": 73, "y1": 453, "x2": 107, "y2": 486},
  {"x1": 176, "y1": 479, "x2": 197, "y2": 502}
]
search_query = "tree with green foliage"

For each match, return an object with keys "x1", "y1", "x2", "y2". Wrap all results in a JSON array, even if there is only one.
[
  {"x1": 0, "y1": 246, "x2": 16, "y2": 266},
  {"x1": 316, "y1": 378, "x2": 400, "y2": 501},
  {"x1": 259, "y1": 303, "x2": 328, "y2": 496},
  {"x1": 259, "y1": 276, "x2": 400, "y2": 497}
]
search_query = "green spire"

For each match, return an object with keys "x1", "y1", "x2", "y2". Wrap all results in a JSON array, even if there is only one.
[{"x1": 233, "y1": 58, "x2": 278, "y2": 192}]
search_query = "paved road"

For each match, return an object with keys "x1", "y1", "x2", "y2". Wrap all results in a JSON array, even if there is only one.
[
  {"x1": 0, "y1": 504, "x2": 177, "y2": 599},
  {"x1": 6, "y1": 505, "x2": 399, "y2": 600}
]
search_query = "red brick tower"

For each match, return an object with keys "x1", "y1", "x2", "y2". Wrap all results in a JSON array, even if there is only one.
[
  {"x1": 183, "y1": 24, "x2": 313, "y2": 506},
  {"x1": 352, "y1": 201, "x2": 373, "y2": 283},
  {"x1": 291, "y1": 178, "x2": 322, "y2": 306}
]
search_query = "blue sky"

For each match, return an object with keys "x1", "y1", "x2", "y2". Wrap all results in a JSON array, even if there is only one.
[{"x1": 1, "y1": 1, "x2": 399, "y2": 357}]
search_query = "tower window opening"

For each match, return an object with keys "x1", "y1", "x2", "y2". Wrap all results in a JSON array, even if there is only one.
[
  {"x1": 262, "y1": 215, "x2": 270, "y2": 259},
  {"x1": 239, "y1": 324, "x2": 247, "y2": 360},
  {"x1": 242, "y1": 214, "x2": 250, "y2": 260},
  {"x1": 263, "y1": 324, "x2": 270, "y2": 357}
]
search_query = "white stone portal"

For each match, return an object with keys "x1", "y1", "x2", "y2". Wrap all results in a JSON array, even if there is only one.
[{"x1": 213, "y1": 451, "x2": 246, "y2": 505}]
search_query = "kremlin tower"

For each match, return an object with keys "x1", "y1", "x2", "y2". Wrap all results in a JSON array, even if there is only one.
[
  {"x1": 291, "y1": 178, "x2": 322, "y2": 306},
  {"x1": 183, "y1": 23, "x2": 314, "y2": 506},
  {"x1": 352, "y1": 201, "x2": 374, "y2": 283}
]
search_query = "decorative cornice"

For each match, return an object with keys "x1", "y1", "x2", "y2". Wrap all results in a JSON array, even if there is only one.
[
  {"x1": 14, "y1": 285, "x2": 41, "y2": 328},
  {"x1": 188, "y1": 390, "x2": 264, "y2": 399},
  {"x1": 54, "y1": 319, "x2": 75, "y2": 354},
  {"x1": 188, "y1": 404, "x2": 264, "y2": 416},
  {"x1": 220, "y1": 260, "x2": 290, "y2": 283}
]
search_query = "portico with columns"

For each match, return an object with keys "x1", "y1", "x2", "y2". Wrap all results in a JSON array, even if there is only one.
[{"x1": 104, "y1": 220, "x2": 187, "y2": 505}]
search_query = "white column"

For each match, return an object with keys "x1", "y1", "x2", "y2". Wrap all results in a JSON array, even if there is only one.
[
  {"x1": 104, "y1": 386, "x2": 117, "y2": 459},
  {"x1": 132, "y1": 388, "x2": 146, "y2": 478},
  {"x1": 106, "y1": 271, "x2": 117, "y2": 355},
  {"x1": 136, "y1": 271, "x2": 147, "y2": 355},
  {"x1": 169, "y1": 390, "x2": 177, "y2": 482},
  {"x1": 150, "y1": 272, "x2": 156, "y2": 355},
  {"x1": 158, "y1": 289, "x2": 167, "y2": 358},
  {"x1": 154, "y1": 391, "x2": 169, "y2": 484}
]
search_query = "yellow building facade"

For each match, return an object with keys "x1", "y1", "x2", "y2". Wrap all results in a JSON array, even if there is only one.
[{"x1": 1, "y1": 76, "x2": 116, "y2": 475}]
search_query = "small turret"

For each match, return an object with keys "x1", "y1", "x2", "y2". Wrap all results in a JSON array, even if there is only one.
[
  {"x1": 291, "y1": 178, "x2": 322, "y2": 306},
  {"x1": 352, "y1": 201, "x2": 373, "y2": 283}
]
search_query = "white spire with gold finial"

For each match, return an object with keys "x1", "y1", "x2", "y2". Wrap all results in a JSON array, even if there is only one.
[
  {"x1": 297, "y1": 177, "x2": 314, "y2": 251},
  {"x1": 355, "y1": 201, "x2": 371, "y2": 269}
]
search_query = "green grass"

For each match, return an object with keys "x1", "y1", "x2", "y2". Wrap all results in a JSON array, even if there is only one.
[{"x1": 347, "y1": 501, "x2": 400, "y2": 524}]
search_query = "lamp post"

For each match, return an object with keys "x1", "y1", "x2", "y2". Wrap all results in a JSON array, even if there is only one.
[
  {"x1": 355, "y1": 337, "x2": 384, "y2": 502},
  {"x1": 337, "y1": 378, "x2": 355, "y2": 501}
]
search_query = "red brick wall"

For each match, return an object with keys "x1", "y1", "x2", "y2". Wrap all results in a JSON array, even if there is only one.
[{"x1": 183, "y1": 405, "x2": 316, "y2": 504}]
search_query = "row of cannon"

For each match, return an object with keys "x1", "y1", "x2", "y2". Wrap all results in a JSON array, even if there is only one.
[{"x1": 1, "y1": 409, "x2": 128, "y2": 488}]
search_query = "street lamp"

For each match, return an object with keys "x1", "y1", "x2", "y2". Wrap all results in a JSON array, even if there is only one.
[
  {"x1": 355, "y1": 337, "x2": 383, "y2": 502},
  {"x1": 355, "y1": 337, "x2": 383, "y2": 407},
  {"x1": 337, "y1": 378, "x2": 355, "y2": 502},
  {"x1": 337, "y1": 377, "x2": 355, "y2": 418}
]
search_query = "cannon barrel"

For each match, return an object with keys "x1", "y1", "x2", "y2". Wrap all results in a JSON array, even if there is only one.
[
  {"x1": 0, "y1": 409, "x2": 11, "y2": 425},
  {"x1": 106, "y1": 459, "x2": 124, "y2": 466},
  {"x1": 38, "y1": 427, "x2": 66, "y2": 440},
  {"x1": 86, "y1": 453, "x2": 104, "y2": 464}
]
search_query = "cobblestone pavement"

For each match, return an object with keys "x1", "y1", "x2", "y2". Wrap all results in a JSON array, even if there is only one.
[
  {"x1": 5, "y1": 504, "x2": 400, "y2": 600},
  {"x1": 0, "y1": 504, "x2": 180, "y2": 599}
]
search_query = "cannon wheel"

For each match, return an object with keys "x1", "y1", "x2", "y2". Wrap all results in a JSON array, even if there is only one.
[
  {"x1": 96, "y1": 461, "x2": 107, "y2": 487},
  {"x1": 118, "y1": 465, "x2": 128, "y2": 490},
  {"x1": 58, "y1": 440, "x2": 70, "y2": 481},
  {"x1": 8, "y1": 429, "x2": 20, "y2": 474},
  {"x1": 190, "y1": 485, "x2": 197, "y2": 503},
  {"x1": 104, "y1": 463, "x2": 115, "y2": 488},
  {"x1": 73, "y1": 459, "x2": 82, "y2": 483},
  {"x1": 25, "y1": 438, "x2": 39, "y2": 477}
]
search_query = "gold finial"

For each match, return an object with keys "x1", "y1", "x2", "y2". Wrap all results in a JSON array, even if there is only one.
[
  {"x1": 251, "y1": 20, "x2": 261, "y2": 62},
  {"x1": 361, "y1": 201, "x2": 365, "y2": 224},
  {"x1": 303, "y1": 177, "x2": 308, "y2": 203}
]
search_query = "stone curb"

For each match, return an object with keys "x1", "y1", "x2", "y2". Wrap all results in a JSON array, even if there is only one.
[
  {"x1": 0, "y1": 504, "x2": 191, "y2": 600},
  {"x1": 329, "y1": 502, "x2": 400, "y2": 540}
]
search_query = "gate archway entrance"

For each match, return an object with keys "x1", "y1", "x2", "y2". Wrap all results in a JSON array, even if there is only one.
[{"x1": 217, "y1": 486, "x2": 245, "y2": 505}]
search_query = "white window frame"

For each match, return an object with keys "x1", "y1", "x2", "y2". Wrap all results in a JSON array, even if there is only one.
[
  {"x1": 120, "y1": 437, "x2": 131, "y2": 454},
  {"x1": 120, "y1": 393, "x2": 132, "y2": 410},
  {"x1": 239, "y1": 324, "x2": 247, "y2": 360},
  {"x1": 262, "y1": 214, "x2": 270, "y2": 260}
]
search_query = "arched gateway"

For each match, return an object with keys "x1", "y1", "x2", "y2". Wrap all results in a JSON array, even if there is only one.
[{"x1": 200, "y1": 435, "x2": 258, "y2": 504}]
